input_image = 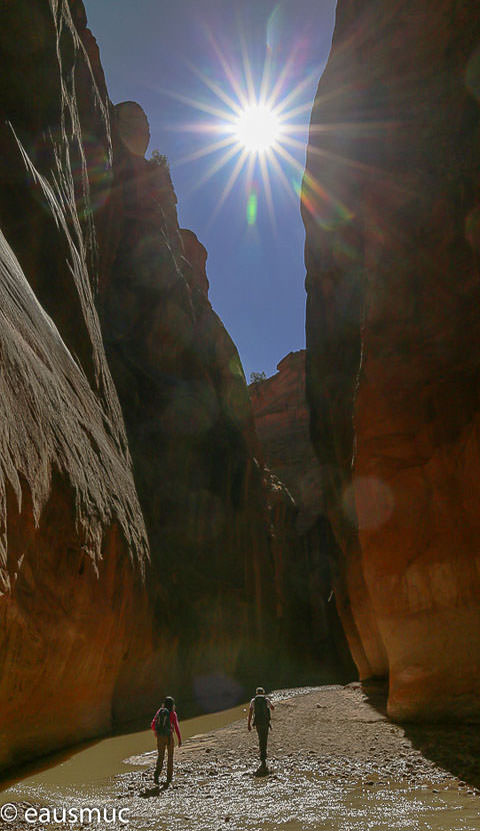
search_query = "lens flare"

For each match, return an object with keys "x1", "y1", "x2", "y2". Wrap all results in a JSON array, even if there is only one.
[
  {"x1": 234, "y1": 104, "x2": 281, "y2": 153},
  {"x1": 165, "y1": 26, "x2": 333, "y2": 229}
]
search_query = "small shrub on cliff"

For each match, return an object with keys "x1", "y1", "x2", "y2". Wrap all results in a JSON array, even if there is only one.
[
  {"x1": 250, "y1": 371, "x2": 267, "y2": 385},
  {"x1": 149, "y1": 149, "x2": 169, "y2": 171}
]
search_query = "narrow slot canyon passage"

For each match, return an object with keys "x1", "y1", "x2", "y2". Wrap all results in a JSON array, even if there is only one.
[{"x1": 1, "y1": 0, "x2": 480, "y2": 828}]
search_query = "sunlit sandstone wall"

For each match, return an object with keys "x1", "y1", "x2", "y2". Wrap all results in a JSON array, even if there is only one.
[
  {"x1": 0, "y1": 0, "x2": 154, "y2": 771},
  {"x1": 0, "y1": 0, "x2": 273, "y2": 772},
  {"x1": 302, "y1": 0, "x2": 480, "y2": 719}
]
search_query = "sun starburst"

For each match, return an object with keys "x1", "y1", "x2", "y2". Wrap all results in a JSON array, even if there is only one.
[{"x1": 163, "y1": 27, "x2": 323, "y2": 229}]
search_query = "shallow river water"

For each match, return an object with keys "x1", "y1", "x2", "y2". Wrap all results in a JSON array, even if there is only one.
[{"x1": 1, "y1": 689, "x2": 479, "y2": 831}]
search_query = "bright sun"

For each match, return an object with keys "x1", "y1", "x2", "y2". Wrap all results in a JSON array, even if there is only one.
[{"x1": 234, "y1": 104, "x2": 281, "y2": 153}]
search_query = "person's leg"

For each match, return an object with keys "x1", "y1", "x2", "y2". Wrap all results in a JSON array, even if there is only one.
[
  {"x1": 257, "y1": 726, "x2": 268, "y2": 764},
  {"x1": 154, "y1": 737, "x2": 167, "y2": 782},
  {"x1": 166, "y1": 734, "x2": 174, "y2": 783}
]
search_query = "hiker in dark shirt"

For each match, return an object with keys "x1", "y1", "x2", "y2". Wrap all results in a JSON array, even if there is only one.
[
  {"x1": 247, "y1": 686, "x2": 275, "y2": 772},
  {"x1": 151, "y1": 695, "x2": 182, "y2": 785}
]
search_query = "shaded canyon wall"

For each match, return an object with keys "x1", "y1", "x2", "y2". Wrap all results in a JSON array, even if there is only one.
[
  {"x1": 0, "y1": 0, "x2": 275, "y2": 772},
  {"x1": 302, "y1": 0, "x2": 480, "y2": 719},
  {"x1": 249, "y1": 352, "x2": 355, "y2": 677}
]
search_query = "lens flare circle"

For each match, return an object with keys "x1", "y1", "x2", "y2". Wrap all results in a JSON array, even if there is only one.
[{"x1": 234, "y1": 104, "x2": 281, "y2": 153}]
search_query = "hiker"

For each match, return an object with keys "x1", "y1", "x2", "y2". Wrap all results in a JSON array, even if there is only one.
[
  {"x1": 151, "y1": 695, "x2": 182, "y2": 785},
  {"x1": 247, "y1": 686, "x2": 275, "y2": 771}
]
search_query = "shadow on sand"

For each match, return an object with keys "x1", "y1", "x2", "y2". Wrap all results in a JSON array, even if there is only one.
[{"x1": 361, "y1": 677, "x2": 480, "y2": 790}]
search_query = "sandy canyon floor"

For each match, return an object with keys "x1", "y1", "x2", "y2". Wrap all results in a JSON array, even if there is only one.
[{"x1": 2, "y1": 684, "x2": 480, "y2": 830}]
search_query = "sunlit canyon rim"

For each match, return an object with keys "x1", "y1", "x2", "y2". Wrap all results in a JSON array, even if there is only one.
[
  {"x1": 1, "y1": 0, "x2": 480, "y2": 778},
  {"x1": 302, "y1": 0, "x2": 480, "y2": 720}
]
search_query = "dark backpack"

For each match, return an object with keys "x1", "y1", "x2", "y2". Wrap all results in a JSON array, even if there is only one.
[
  {"x1": 253, "y1": 695, "x2": 271, "y2": 728},
  {"x1": 154, "y1": 707, "x2": 172, "y2": 736}
]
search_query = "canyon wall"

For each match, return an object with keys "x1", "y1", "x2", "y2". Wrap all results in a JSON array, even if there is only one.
[
  {"x1": 250, "y1": 351, "x2": 323, "y2": 534},
  {"x1": 99, "y1": 120, "x2": 273, "y2": 698},
  {"x1": 0, "y1": 0, "x2": 273, "y2": 772},
  {"x1": 250, "y1": 352, "x2": 355, "y2": 677},
  {"x1": 0, "y1": 0, "x2": 155, "y2": 771},
  {"x1": 302, "y1": 0, "x2": 480, "y2": 719}
]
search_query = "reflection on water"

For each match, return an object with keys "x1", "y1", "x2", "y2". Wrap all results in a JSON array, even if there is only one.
[
  {"x1": 0, "y1": 703, "x2": 247, "y2": 793},
  {"x1": 1, "y1": 691, "x2": 479, "y2": 831}
]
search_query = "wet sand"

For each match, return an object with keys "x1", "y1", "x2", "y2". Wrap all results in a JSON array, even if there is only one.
[{"x1": 2, "y1": 684, "x2": 480, "y2": 830}]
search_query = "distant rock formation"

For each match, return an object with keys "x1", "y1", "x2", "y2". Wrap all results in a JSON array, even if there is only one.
[
  {"x1": 250, "y1": 351, "x2": 323, "y2": 534},
  {"x1": 302, "y1": 0, "x2": 480, "y2": 719},
  {"x1": 250, "y1": 352, "x2": 355, "y2": 676}
]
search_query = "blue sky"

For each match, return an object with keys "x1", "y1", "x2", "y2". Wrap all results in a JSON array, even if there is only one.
[{"x1": 84, "y1": 0, "x2": 336, "y2": 380}]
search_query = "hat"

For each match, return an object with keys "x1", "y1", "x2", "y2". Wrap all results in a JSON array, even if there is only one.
[{"x1": 256, "y1": 686, "x2": 265, "y2": 695}]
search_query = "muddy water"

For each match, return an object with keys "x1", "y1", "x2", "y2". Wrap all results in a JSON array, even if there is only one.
[
  {"x1": 1, "y1": 689, "x2": 479, "y2": 831},
  {"x1": 0, "y1": 702, "x2": 247, "y2": 794}
]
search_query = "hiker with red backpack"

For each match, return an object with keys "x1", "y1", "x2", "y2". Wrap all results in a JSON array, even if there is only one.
[
  {"x1": 247, "y1": 686, "x2": 275, "y2": 773},
  {"x1": 151, "y1": 695, "x2": 182, "y2": 785}
]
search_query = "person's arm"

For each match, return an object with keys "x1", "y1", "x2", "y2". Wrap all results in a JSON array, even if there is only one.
[
  {"x1": 267, "y1": 698, "x2": 275, "y2": 711},
  {"x1": 172, "y1": 711, "x2": 182, "y2": 746},
  {"x1": 247, "y1": 699, "x2": 253, "y2": 731}
]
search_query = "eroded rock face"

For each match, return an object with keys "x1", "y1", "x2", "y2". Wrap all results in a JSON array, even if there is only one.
[
  {"x1": 99, "y1": 123, "x2": 273, "y2": 688},
  {"x1": 0, "y1": 0, "x2": 277, "y2": 773},
  {"x1": 0, "y1": 0, "x2": 153, "y2": 771},
  {"x1": 250, "y1": 352, "x2": 355, "y2": 676},
  {"x1": 250, "y1": 351, "x2": 323, "y2": 534},
  {"x1": 303, "y1": 0, "x2": 480, "y2": 719}
]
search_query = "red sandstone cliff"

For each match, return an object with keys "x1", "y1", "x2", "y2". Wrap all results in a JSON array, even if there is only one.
[
  {"x1": 250, "y1": 352, "x2": 355, "y2": 675},
  {"x1": 0, "y1": 0, "x2": 274, "y2": 773},
  {"x1": 0, "y1": 0, "x2": 154, "y2": 771},
  {"x1": 302, "y1": 0, "x2": 480, "y2": 719},
  {"x1": 250, "y1": 351, "x2": 323, "y2": 533}
]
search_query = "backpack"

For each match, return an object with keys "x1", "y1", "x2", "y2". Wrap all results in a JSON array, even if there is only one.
[
  {"x1": 152, "y1": 707, "x2": 172, "y2": 736},
  {"x1": 253, "y1": 695, "x2": 271, "y2": 728}
]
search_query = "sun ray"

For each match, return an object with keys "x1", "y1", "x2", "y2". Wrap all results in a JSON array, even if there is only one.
[
  {"x1": 258, "y1": 150, "x2": 276, "y2": 231},
  {"x1": 174, "y1": 135, "x2": 238, "y2": 167},
  {"x1": 259, "y1": 48, "x2": 273, "y2": 107},
  {"x1": 188, "y1": 143, "x2": 243, "y2": 195},
  {"x1": 268, "y1": 152, "x2": 303, "y2": 210},
  {"x1": 264, "y1": 43, "x2": 302, "y2": 111},
  {"x1": 278, "y1": 101, "x2": 318, "y2": 121},
  {"x1": 273, "y1": 67, "x2": 325, "y2": 115},
  {"x1": 203, "y1": 26, "x2": 250, "y2": 110},
  {"x1": 273, "y1": 141, "x2": 307, "y2": 177},
  {"x1": 238, "y1": 24, "x2": 256, "y2": 104},
  {"x1": 186, "y1": 60, "x2": 244, "y2": 118},
  {"x1": 207, "y1": 149, "x2": 250, "y2": 228},
  {"x1": 166, "y1": 122, "x2": 233, "y2": 134},
  {"x1": 165, "y1": 23, "x2": 326, "y2": 231},
  {"x1": 281, "y1": 132, "x2": 390, "y2": 179},
  {"x1": 162, "y1": 89, "x2": 238, "y2": 125}
]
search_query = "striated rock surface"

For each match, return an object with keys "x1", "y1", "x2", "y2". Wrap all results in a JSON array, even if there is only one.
[
  {"x1": 0, "y1": 0, "x2": 275, "y2": 773},
  {"x1": 302, "y1": 0, "x2": 480, "y2": 719},
  {"x1": 0, "y1": 0, "x2": 154, "y2": 771}
]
